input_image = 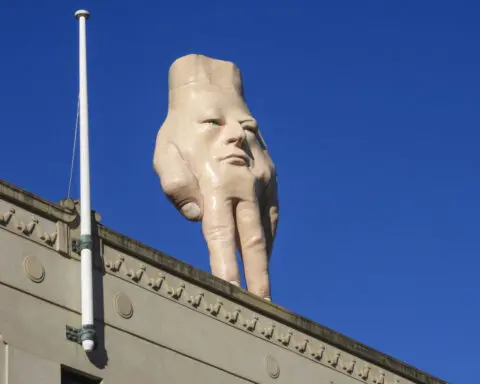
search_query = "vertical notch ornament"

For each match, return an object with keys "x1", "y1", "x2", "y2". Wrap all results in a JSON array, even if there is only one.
[
  {"x1": 148, "y1": 274, "x2": 165, "y2": 291},
  {"x1": 205, "y1": 299, "x2": 223, "y2": 316},
  {"x1": 187, "y1": 292, "x2": 204, "y2": 307},
  {"x1": 0, "y1": 207, "x2": 15, "y2": 225},
  {"x1": 167, "y1": 282, "x2": 185, "y2": 299}
]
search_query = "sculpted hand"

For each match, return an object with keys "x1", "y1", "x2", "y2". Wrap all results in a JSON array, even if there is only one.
[{"x1": 153, "y1": 54, "x2": 279, "y2": 301}]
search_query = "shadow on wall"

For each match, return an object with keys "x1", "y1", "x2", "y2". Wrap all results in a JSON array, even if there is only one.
[{"x1": 87, "y1": 222, "x2": 109, "y2": 369}]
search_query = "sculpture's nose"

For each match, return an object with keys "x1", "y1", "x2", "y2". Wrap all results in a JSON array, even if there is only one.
[{"x1": 224, "y1": 121, "x2": 246, "y2": 147}]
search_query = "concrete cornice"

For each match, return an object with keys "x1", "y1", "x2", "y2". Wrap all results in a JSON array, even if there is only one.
[{"x1": 0, "y1": 179, "x2": 77, "y2": 223}]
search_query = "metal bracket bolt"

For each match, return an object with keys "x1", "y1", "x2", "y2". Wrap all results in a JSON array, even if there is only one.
[
  {"x1": 65, "y1": 324, "x2": 96, "y2": 349},
  {"x1": 72, "y1": 235, "x2": 93, "y2": 253}
]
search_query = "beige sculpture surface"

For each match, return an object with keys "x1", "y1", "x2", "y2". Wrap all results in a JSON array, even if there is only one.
[{"x1": 153, "y1": 54, "x2": 279, "y2": 301}]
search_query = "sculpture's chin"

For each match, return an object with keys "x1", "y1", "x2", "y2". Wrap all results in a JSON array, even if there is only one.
[{"x1": 180, "y1": 202, "x2": 202, "y2": 221}]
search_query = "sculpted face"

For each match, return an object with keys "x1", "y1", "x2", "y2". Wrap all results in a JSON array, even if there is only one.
[
  {"x1": 182, "y1": 87, "x2": 257, "y2": 167},
  {"x1": 154, "y1": 54, "x2": 279, "y2": 301}
]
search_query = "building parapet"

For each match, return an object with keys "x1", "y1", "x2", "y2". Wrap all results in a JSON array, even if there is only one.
[{"x1": 0, "y1": 178, "x2": 447, "y2": 384}]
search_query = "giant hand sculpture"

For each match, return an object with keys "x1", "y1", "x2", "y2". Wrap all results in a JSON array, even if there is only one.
[{"x1": 153, "y1": 54, "x2": 279, "y2": 301}]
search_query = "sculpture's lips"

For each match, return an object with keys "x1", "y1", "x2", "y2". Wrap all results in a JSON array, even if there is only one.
[{"x1": 222, "y1": 152, "x2": 249, "y2": 165}]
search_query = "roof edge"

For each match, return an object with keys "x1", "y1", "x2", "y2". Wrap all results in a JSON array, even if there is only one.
[{"x1": 0, "y1": 178, "x2": 77, "y2": 223}]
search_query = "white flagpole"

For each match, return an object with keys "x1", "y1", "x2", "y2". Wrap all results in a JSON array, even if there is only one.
[{"x1": 75, "y1": 9, "x2": 95, "y2": 352}]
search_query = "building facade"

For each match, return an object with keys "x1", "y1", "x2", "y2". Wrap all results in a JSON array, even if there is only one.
[{"x1": 0, "y1": 178, "x2": 445, "y2": 384}]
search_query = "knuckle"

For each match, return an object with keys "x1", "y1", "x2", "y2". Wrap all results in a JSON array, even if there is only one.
[
  {"x1": 204, "y1": 224, "x2": 235, "y2": 244},
  {"x1": 242, "y1": 233, "x2": 265, "y2": 250},
  {"x1": 161, "y1": 176, "x2": 192, "y2": 196}
]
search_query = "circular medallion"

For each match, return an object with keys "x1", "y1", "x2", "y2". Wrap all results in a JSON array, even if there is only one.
[
  {"x1": 114, "y1": 292, "x2": 133, "y2": 319},
  {"x1": 23, "y1": 256, "x2": 45, "y2": 283},
  {"x1": 265, "y1": 355, "x2": 280, "y2": 379}
]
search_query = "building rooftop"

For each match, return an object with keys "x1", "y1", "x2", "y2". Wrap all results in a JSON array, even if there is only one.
[{"x1": 0, "y1": 177, "x2": 446, "y2": 384}]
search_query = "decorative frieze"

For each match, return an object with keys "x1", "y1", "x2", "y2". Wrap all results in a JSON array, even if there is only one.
[
  {"x1": 0, "y1": 204, "x2": 59, "y2": 250},
  {"x1": 39, "y1": 231, "x2": 57, "y2": 246},
  {"x1": 148, "y1": 274, "x2": 165, "y2": 291},
  {"x1": 167, "y1": 282, "x2": 185, "y2": 299},
  {"x1": 105, "y1": 256, "x2": 124, "y2": 272},
  {"x1": 225, "y1": 308, "x2": 240, "y2": 324},
  {"x1": 0, "y1": 207, "x2": 15, "y2": 224},
  {"x1": 187, "y1": 292, "x2": 203, "y2": 308},
  {"x1": 125, "y1": 263, "x2": 146, "y2": 282},
  {"x1": 205, "y1": 299, "x2": 222, "y2": 316},
  {"x1": 360, "y1": 365, "x2": 371, "y2": 380},
  {"x1": 261, "y1": 323, "x2": 275, "y2": 339},
  {"x1": 101, "y1": 249, "x2": 408, "y2": 384},
  {"x1": 310, "y1": 344, "x2": 325, "y2": 361},
  {"x1": 344, "y1": 359, "x2": 356, "y2": 374},
  {"x1": 328, "y1": 352, "x2": 341, "y2": 367},
  {"x1": 243, "y1": 315, "x2": 259, "y2": 332},
  {"x1": 374, "y1": 372, "x2": 386, "y2": 384},
  {"x1": 276, "y1": 329, "x2": 293, "y2": 346},
  {"x1": 294, "y1": 338, "x2": 309, "y2": 353}
]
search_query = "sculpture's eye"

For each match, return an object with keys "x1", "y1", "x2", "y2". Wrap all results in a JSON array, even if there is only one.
[
  {"x1": 203, "y1": 119, "x2": 223, "y2": 127},
  {"x1": 240, "y1": 120, "x2": 258, "y2": 133},
  {"x1": 243, "y1": 125, "x2": 257, "y2": 133}
]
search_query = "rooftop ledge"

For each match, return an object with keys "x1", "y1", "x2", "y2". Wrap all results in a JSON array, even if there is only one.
[{"x1": 0, "y1": 177, "x2": 446, "y2": 384}]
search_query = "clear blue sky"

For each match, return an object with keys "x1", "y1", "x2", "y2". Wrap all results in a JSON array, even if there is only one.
[{"x1": 1, "y1": 1, "x2": 478, "y2": 382}]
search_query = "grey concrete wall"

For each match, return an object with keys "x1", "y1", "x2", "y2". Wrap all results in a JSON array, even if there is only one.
[
  {"x1": 0, "y1": 179, "x2": 446, "y2": 384},
  {"x1": 0, "y1": 228, "x2": 358, "y2": 384}
]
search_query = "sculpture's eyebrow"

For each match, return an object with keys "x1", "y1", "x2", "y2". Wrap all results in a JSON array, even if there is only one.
[
  {"x1": 202, "y1": 108, "x2": 221, "y2": 117},
  {"x1": 198, "y1": 108, "x2": 223, "y2": 121}
]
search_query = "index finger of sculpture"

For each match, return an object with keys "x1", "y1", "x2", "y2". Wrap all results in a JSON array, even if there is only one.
[
  {"x1": 153, "y1": 139, "x2": 203, "y2": 221},
  {"x1": 202, "y1": 193, "x2": 241, "y2": 287},
  {"x1": 235, "y1": 200, "x2": 271, "y2": 300}
]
